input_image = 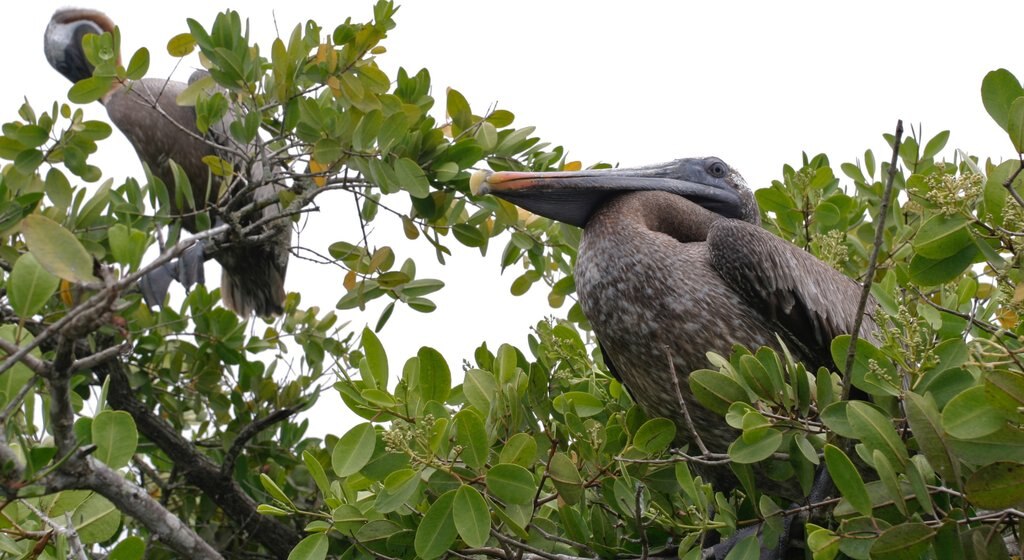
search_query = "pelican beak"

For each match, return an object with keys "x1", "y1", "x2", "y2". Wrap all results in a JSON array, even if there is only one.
[{"x1": 471, "y1": 161, "x2": 742, "y2": 228}]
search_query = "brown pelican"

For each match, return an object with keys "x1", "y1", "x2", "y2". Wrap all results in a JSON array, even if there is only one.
[
  {"x1": 473, "y1": 157, "x2": 877, "y2": 495},
  {"x1": 44, "y1": 9, "x2": 291, "y2": 317}
]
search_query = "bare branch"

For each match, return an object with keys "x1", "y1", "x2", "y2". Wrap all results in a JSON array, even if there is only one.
[
  {"x1": 843, "y1": 119, "x2": 903, "y2": 401},
  {"x1": 19, "y1": 500, "x2": 88, "y2": 560},
  {"x1": 221, "y1": 408, "x2": 296, "y2": 477}
]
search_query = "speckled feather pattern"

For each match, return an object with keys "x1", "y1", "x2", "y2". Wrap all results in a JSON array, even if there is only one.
[{"x1": 576, "y1": 190, "x2": 876, "y2": 497}]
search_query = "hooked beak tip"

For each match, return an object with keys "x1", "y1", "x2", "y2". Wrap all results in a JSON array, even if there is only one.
[{"x1": 469, "y1": 170, "x2": 491, "y2": 196}]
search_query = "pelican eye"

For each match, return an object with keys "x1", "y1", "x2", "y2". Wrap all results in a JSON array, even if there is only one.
[{"x1": 706, "y1": 160, "x2": 728, "y2": 179}]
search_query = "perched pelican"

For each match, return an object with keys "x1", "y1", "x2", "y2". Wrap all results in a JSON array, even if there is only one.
[
  {"x1": 474, "y1": 157, "x2": 877, "y2": 495},
  {"x1": 44, "y1": 9, "x2": 291, "y2": 317}
]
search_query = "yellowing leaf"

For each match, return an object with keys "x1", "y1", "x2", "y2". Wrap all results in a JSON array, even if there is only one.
[
  {"x1": 563, "y1": 160, "x2": 582, "y2": 171},
  {"x1": 166, "y1": 33, "x2": 196, "y2": 57},
  {"x1": 309, "y1": 159, "x2": 329, "y2": 187},
  {"x1": 21, "y1": 215, "x2": 97, "y2": 283}
]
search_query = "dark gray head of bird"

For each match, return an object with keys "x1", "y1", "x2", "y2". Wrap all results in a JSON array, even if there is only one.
[
  {"x1": 44, "y1": 9, "x2": 117, "y2": 84},
  {"x1": 471, "y1": 157, "x2": 759, "y2": 227}
]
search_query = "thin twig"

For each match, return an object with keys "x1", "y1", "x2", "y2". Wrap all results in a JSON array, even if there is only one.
[
  {"x1": 1002, "y1": 158, "x2": 1024, "y2": 208},
  {"x1": 843, "y1": 119, "x2": 903, "y2": 401},
  {"x1": 221, "y1": 408, "x2": 296, "y2": 476},
  {"x1": 0, "y1": 225, "x2": 228, "y2": 378},
  {"x1": 666, "y1": 346, "x2": 709, "y2": 455}
]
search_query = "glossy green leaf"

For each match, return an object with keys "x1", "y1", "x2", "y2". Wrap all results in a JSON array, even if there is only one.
[
  {"x1": 287, "y1": 533, "x2": 328, "y2": 560},
  {"x1": 125, "y1": 47, "x2": 150, "y2": 80},
  {"x1": 68, "y1": 76, "x2": 114, "y2": 104},
  {"x1": 92, "y1": 410, "x2": 138, "y2": 469},
  {"x1": 302, "y1": 451, "x2": 331, "y2": 497},
  {"x1": 331, "y1": 422, "x2": 377, "y2": 477},
  {"x1": 21, "y1": 214, "x2": 97, "y2": 283},
  {"x1": 486, "y1": 463, "x2": 536, "y2": 505},
  {"x1": 259, "y1": 473, "x2": 295, "y2": 510},
  {"x1": 8, "y1": 253, "x2": 59, "y2": 318},
  {"x1": 903, "y1": 392, "x2": 959, "y2": 488},
  {"x1": 414, "y1": 490, "x2": 457, "y2": 559},
  {"x1": 453, "y1": 485, "x2": 490, "y2": 548},
  {"x1": 166, "y1": 33, "x2": 197, "y2": 57},
  {"x1": 824, "y1": 444, "x2": 872, "y2": 517}
]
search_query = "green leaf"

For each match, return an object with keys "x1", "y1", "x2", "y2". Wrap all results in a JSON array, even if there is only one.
[
  {"x1": 689, "y1": 369, "x2": 749, "y2": 415},
  {"x1": 499, "y1": 433, "x2": 537, "y2": 467},
  {"x1": 551, "y1": 391, "x2": 605, "y2": 418},
  {"x1": 964, "y1": 461, "x2": 1024, "y2": 509},
  {"x1": 824, "y1": 444, "x2": 872, "y2": 517},
  {"x1": 416, "y1": 347, "x2": 451, "y2": 403},
  {"x1": 1009, "y1": 97, "x2": 1024, "y2": 153},
  {"x1": 302, "y1": 451, "x2": 331, "y2": 497},
  {"x1": 446, "y1": 88, "x2": 472, "y2": 131},
  {"x1": 259, "y1": 473, "x2": 295, "y2": 510},
  {"x1": 908, "y1": 243, "x2": 978, "y2": 287},
  {"x1": 287, "y1": 533, "x2": 328, "y2": 560},
  {"x1": 847, "y1": 401, "x2": 908, "y2": 468},
  {"x1": 728, "y1": 427, "x2": 783, "y2": 464},
  {"x1": 69, "y1": 493, "x2": 120, "y2": 543},
  {"x1": 374, "y1": 468, "x2": 421, "y2": 513},
  {"x1": 869, "y1": 523, "x2": 934, "y2": 560},
  {"x1": 922, "y1": 130, "x2": 950, "y2": 159},
  {"x1": 981, "y1": 69, "x2": 1024, "y2": 132},
  {"x1": 904, "y1": 392, "x2": 959, "y2": 488},
  {"x1": 486, "y1": 463, "x2": 536, "y2": 505},
  {"x1": 394, "y1": 157, "x2": 430, "y2": 198},
  {"x1": 414, "y1": 490, "x2": 458, "y2": 559},
  {"x1": 454, "y1": 409, "x2": 488, "y2": 469},
  {"x1": 724, "y1": 535, "x2": 760, "y2": 560},
  {"x1": 548, "y1": 452, "x2": 583, "y2": 505},
  {"x1": 453, "y1": 485, "x2": 490, "y2": 548},
  {"x1": 108, "y1": 536, "x2": 145, "y2": 560},
  {"x1": 166, "y1": 33, "x2": 197, "y2": 57},
  {"x1": 807, "y1": 525, "x2": 841, "y2": 560},
  {"x1": 361, "y1": 327, "x2": 388, "y2": 388},
  {"x1": 942, "y1": 385, "x2": 1005, "y2": 439},
  {"x1": 68, "y1": 76, "x2": 114, "y2": 104},
  {"x1": 331, "y1": 422, "x2": 377, "y2": 477},
  {"x1": 913, "y1": 213, "x2": 972, "y2": 260},
  {"x1": 8, "y1": 253, "x2": 59, "y2": 318},
  {"x1": 125, "y1": 47, "x2": 150, "y2": 80},
  {"x1": 21, "y1": 214, "x2": 97, "y2": 283},
  {"x1": 633, "y1": 418, "x2": 676, "y2": 454},
  {"x1": 92, "y1": 410, "x2": 138, "y2": 469}
]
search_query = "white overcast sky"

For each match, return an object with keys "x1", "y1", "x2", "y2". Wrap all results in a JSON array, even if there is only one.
[{"x1": 7, "y1": 2, "x2": 1023, "y2": 436}]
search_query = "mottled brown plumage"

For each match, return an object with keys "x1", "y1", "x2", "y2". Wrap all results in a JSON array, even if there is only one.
[
  {"x1": 44, "y1": 9, "x2": 290, "y2": 317},
  {"x1": 476, "y1": 157, "x2": 876, "y2": 498}
]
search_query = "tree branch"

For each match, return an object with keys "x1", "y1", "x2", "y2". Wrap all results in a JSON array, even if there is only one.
[
  {"x1": 222, "y1": 408, "x2": 296, "y2": 477},
  {"x1": 93, "y1": 351, "x2": 302, "y2": 559},
  {"x1": 843, "y1": 119, "x2": 903, "y2": 401}
]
